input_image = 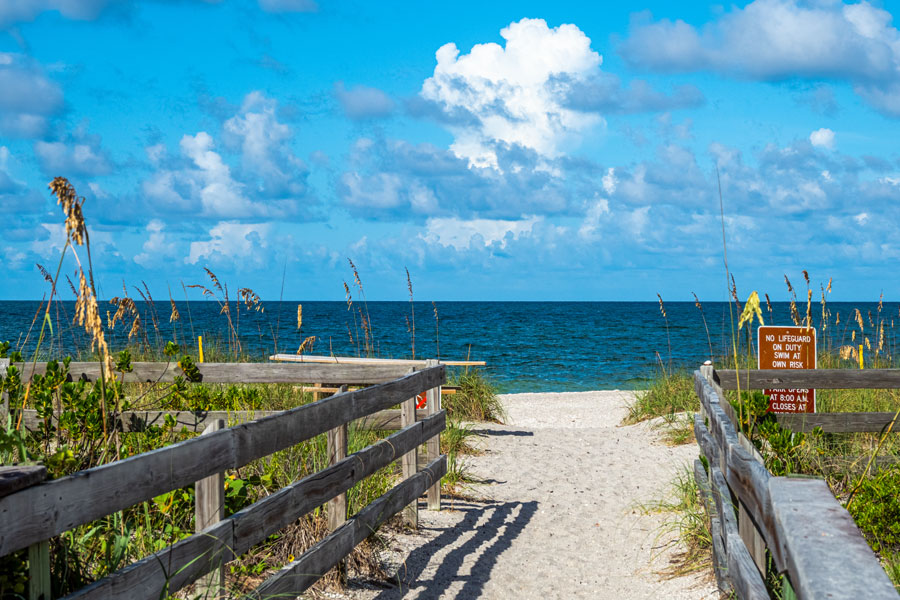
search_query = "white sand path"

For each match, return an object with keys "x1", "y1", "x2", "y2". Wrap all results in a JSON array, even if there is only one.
[{"x1": 343, "y1": 391, "x2": 718, "y2": 600}]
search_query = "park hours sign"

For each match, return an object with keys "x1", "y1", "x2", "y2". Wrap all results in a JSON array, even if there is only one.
[{"x1": 757, "y1": 325, "x2": 817, "y2": 413}]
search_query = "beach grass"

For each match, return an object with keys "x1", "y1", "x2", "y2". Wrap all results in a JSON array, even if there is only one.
[
  {"x1": 625, "y1": 370, "x2": 698, "y2": 445},
  {"x1": 642, "y1": 464, "x2": 713, "y2": 577},
  {"x1": 445, "y1": 368, "x2": 505, "y2": 423}
]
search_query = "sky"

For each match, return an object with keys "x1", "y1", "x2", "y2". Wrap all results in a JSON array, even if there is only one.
[{"x1": 3, "y1": 0, "x2": 900, "y2": 302}]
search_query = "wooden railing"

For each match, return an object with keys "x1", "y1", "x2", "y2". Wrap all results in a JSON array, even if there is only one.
[
  {"x1": 0, "y1": 359, "x2": 447, "y2": 600},
  {"x1": 693, "y1": 365, "x2": 898, "y2": 599}
]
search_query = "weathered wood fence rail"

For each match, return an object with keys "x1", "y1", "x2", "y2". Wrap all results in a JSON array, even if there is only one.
[
  {"x1": 693, "y1": 365, "x2": 899, "y2": 599},
  {"x1": 0, "y1": 359, "x2": 448, "y2": 600}
]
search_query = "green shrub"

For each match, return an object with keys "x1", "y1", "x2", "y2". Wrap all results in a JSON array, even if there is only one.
[{"x1": 846, "y1": 466, "x2": 900, "y2": 553}]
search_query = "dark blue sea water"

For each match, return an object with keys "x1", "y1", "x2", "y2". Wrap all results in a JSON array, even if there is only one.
[{"x1": 0, "y1": 301, "x2": 893, "y2": 392}]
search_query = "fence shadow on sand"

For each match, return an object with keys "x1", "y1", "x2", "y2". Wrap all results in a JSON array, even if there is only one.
[{"x1": 367, "y1": 500, "x2": 538, "y2": 599}]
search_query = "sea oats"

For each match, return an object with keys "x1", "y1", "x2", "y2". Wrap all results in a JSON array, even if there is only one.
[
  {"x1": 805, "y1": 289, "x2": 812, "y2": 329},
  {"x1": 66, "y1": 274, "x2": 78, "y2": 298},
  {"x1": 205, "y1": 267, "x2": 223, "y2": 294},
  {"x1": 36, "y1": 263, "x2": 53, "y2": 283},
  {"x1": 49, "y1": 177, "x2": 86, "y2": 246},
  {"x1": 238, "y1": 287, "x2": 262, "y2": 311},
  {"x1": 297, "y1": 335, "x2": 316, "y2": 354}
]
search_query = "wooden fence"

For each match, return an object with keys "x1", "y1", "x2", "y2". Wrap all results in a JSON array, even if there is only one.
[
  {"x1": 0, "y1": 358, "x2": 448, "y2": 600},
  {"x1": 694, "y1": 365, "x2": 899, "y2": 599}
]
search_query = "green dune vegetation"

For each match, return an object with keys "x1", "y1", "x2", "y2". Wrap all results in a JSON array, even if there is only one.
[{"x1": 632, "y1": 282, "x2": 900, "y2": 591}]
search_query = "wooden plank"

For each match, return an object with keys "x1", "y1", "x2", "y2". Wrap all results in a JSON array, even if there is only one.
[
  {"x1": 65, "y1": 413, "x2": 445, "y2": 600},
  {"x1": 723, "y1": 440, "x2": 781, "y2": 571},
  {"x1": 232, "y1": 366, "x2": 443, "y2": 467},
  {"x1": 0, "y1": 425, "x2": 234, "y2": 557},
  {"x1": 716, "y1": 368, "x2": 900, "y2": 389},
  {"x1": 0, "y1": 465, "x2": 47, "y2": 499},
  {"x1": 294, "y1": 385, "x2": 460, "y2": 395},
  {"x1": 231, "y1": 411, "x2": 444, "y2": 555},
  {"x1": 17, "y1": 409, "x2": 274, "y2": 433},
  {"x1": 768, "y1": 477, "x2": 898, "y2": 599},
  {"x1": 737, "y1": 433, "x2": 768, "y2": 576},
  {"x1": 400, "y1": 368, "x2": 417, "y2": 529},
  {"x1": 28, "y1": 540, "x2": 50, "y2": 600},
  {"x1": 693, "y1": 459, "x2": 729, "y2": 595},
  {"x1": 694, "y1": 370, "x2": 740, "y2": 477},
  {"x1": 693, "y1": 413, "x2": 720, "y2": 470},
  {"x1": 777, "y1": 412, "x2": 900, "y2": 433},
  {"x1": 1, "y1": 366, "x2": 444, "y2": 556},
  {"x1": 17, "y1": 407, "x2": 433, "y2": 433},
  {"x1": 425, "y1": 359, "x2": 441, "y2": 511},
  {"x1": 270, "y1": 354, "x2": 485, "y2": 367},
  {"x1": 710, "y1": 467, "x2": 769, "y2": 600},
  {"x1": 14, "y1": 361, "x2": 413, "y2": 384},
  {"x1": 249, "y1": 455, "x2": 447, "y2": 599},
  {"x1": 353, "y1": 408, "x2": 429, "y2": 431},
  {"x1": 738, "y1": 500, "x2": 767, "y2": 575},
  {"x1": 195, "y1": 419, "x2": 225, "y2": 599}
]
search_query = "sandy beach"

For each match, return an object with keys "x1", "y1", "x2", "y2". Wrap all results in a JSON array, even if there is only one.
[{"x1": 342, "y1": 390, "x2": 718, "y2": 600}]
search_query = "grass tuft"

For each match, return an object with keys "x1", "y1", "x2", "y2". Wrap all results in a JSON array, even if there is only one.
[
  {"x1": 445, "y1": 369, "x2": 505, "y2": 423},
  {"x1": 644, "y1": 465, "x2": 713, "y2": 577}
]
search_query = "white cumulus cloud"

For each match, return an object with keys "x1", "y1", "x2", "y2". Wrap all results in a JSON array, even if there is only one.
[
  {"x1": 621, "y1": 0, "x2": 900, "y2": 116},
  {"x1": 142, "y1": 92, "x2": 312, "y2": 220},
  {"x1": 134, "y1": 219, "x2": 178, "y2": 267},
  {"x1": 187, "y1": 221, "x2": 272, "y2": 267},
  {"x1": 810, "y1": 128, "x2": 835, "y2": 149},
  {"x1": 223, "y1": 91, "x2": 308, "y2": 198},
  {"x1": 420, "y1": 18, "x2": 602, "y2": 167}
]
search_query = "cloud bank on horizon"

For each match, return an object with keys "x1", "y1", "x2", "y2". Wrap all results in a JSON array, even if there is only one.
[{"x1": 1, "y1": 0, "x2": 900, "y2": 301}]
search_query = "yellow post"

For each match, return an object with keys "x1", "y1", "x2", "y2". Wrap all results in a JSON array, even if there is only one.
[
  {"x1": 859, "y1": 344, "x2": 864, "y2": 369},
  {"x1": 198, "y1": 336, "x2": 204, "y2": 363}
]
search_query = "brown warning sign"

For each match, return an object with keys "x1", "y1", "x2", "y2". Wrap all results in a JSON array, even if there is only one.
[{"x1": 757, "y1": 325, "x2": 816, "y2": 413}]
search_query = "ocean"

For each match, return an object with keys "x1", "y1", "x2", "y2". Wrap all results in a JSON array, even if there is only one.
[{"x1": 0, "y1": 300, "x2": 890, "y2": 393}]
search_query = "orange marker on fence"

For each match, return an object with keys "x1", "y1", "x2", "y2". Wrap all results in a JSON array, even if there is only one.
[
  {"x1": 859, "y1": 344, "x2": 863, "y2": 369},
  {"x1": 198, "y1": 336, "x2": 204, "y2": 363}
]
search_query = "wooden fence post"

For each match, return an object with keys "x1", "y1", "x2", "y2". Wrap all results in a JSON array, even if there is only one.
[
  {"x1": 699, "y1": 362, "x2": 712, "y2": 421},
  {"x1": 4, "y1": 355, "x2": 52, "y2": 600},
  {"x1": 400, "y1": 368, "x2": 418, "y2": 528},
  {"x1": 425, "y1": 359, "x2": 441, "y2": 511},
  {"x1": 28, "y1": 540, "x2": 50, "y2": 600},
  {"x1": 327, "y1": 385, "x2": 349, "y2": 582},
  {"x1": 195, "y1": 419, "x2": 226, "y2": 599}
]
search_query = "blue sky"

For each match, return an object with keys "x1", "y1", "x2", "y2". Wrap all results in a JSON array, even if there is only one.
[{"x1": 3, "y1": 0, "x2": 900, "y2": 302}]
